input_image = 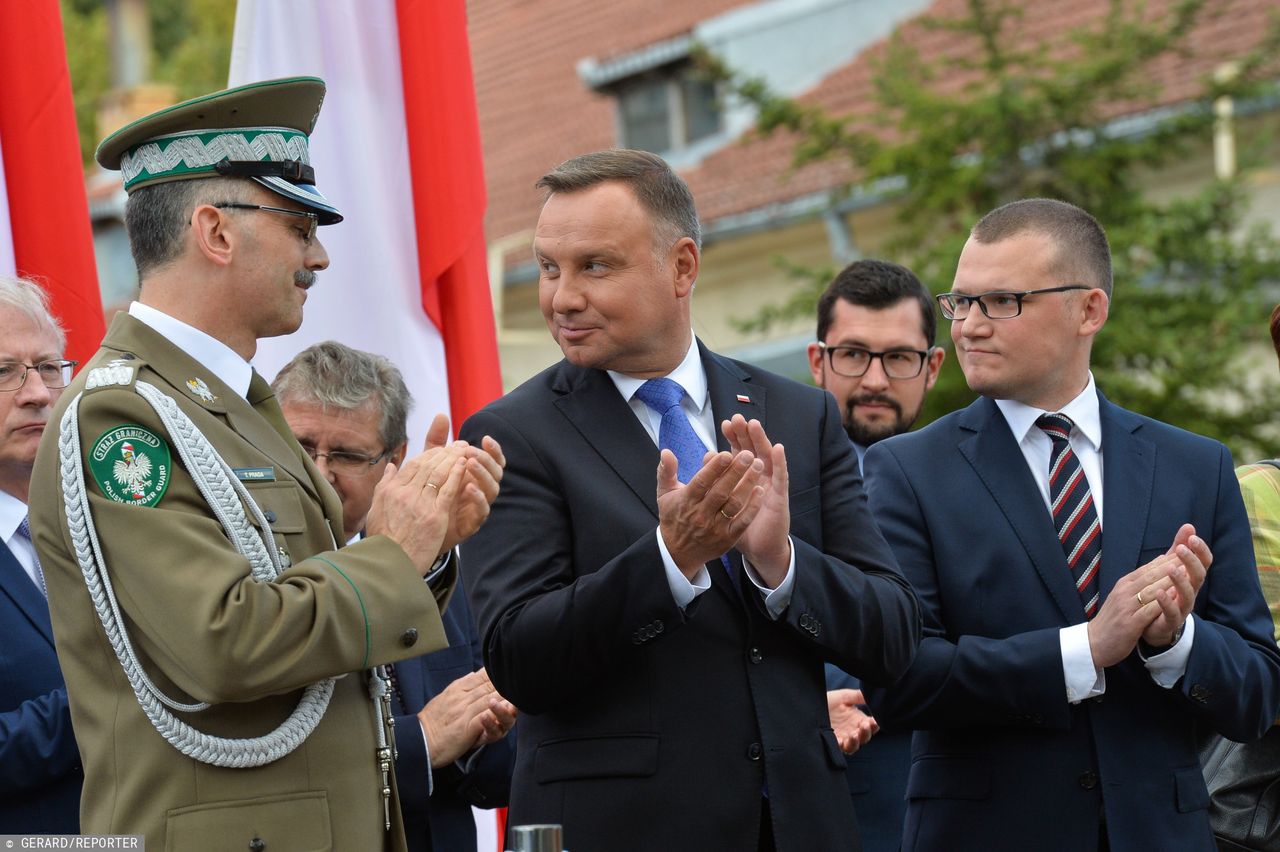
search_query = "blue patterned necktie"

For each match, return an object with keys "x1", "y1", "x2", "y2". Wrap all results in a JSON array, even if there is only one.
[
  {"x1": 634, "y1": 378, "x2": 710, "y2": 483},
  {"x1": 17, "y1": 515, "x2": 48, "y2": 598},
  {"x1": 1036, "y1": 413, "x2": 1101, "y2": 617}
]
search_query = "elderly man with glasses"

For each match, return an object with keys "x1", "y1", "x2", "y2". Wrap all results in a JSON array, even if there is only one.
[
  {"x1": 859, "y1": 198, "x2": 1280, "y2": 852},
  {"x1": 0, "y1": 275, "x2": 81, "y2": 835},
  {"x1": 275, "y1": 341, "x2": 515, "y2": 852}
]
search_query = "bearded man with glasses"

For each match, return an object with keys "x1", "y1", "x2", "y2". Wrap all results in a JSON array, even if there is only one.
[
  {"x1": 859, "y1": 198, "x2": 1280, "y2": 852},
  {"x1": 805, "y1": 258, "x2": 944, "y2": 852}
]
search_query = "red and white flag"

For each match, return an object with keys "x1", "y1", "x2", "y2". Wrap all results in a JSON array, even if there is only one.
[
  {"x1": 229, "y1": 0, "x2": 501, "y2": 444},
  {"x1": 230, "y1": 3, "x2": 505, "y2": 848},
  {"x1": 0, "y1": 0, "x2": 104, "y2": 364}
]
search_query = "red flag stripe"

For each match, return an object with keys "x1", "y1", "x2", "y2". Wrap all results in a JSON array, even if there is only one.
[
  {"x1": 0, "y1": 0, "x2": 104, "y2": 364},
  {"x1": 395, "y1": 0, "x2": 502, "y2": 427}
]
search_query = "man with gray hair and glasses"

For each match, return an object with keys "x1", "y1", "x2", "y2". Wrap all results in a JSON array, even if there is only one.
[
  {"x1": 0, "y1": 275, "x2": 81, "y2": 834},
  {"x1": 275, "y1": 340, "x2": 515, "y2": 852}
]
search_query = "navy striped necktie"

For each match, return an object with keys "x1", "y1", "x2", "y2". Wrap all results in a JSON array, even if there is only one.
[{"x1": 1036, "y1": 413, "x2": 1101, "y2": 618}]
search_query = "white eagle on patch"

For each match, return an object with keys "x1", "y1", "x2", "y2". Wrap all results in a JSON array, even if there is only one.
[{"x1": 113, "y1": 441, "x2": 153, "y2": 500}]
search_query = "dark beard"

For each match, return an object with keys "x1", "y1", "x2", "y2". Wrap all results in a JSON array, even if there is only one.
[{"x1": 842, "y1": 394, "x2": 914, "y2": 447}]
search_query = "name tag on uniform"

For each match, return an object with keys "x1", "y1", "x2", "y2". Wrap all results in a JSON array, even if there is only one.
[{"x1": 233, "y1": 467, "x2": 276, "y2": 482}]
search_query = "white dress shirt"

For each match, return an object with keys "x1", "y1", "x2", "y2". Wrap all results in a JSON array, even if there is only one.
[
  {"x1": 608, "y1": 338, "x2": 796, "y2": 617},
  {"x1": 0, "y1": 489, "x2": 41, "y2": 591},
  {"x1": 129, "y1": 302, "x2": 254, "y2": 399},
  {"x1": 994, "y1": 373, "x2": 1193, "y2": 703}
]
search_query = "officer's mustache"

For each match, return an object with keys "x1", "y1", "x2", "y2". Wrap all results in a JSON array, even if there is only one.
[{"x1": 295, "y1": 270, "x2": 317, "y2": 290}]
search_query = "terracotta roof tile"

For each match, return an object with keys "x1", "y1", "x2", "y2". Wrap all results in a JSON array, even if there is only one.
[{"x1": 470, "y1": 0, "x2": 1278, "y2": 249}]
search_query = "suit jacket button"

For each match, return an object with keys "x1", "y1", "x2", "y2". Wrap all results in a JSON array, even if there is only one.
[
  {"x1": 748, "y1": 647, "x2": 763, "y2": 664},
  {"x1": 1190, "y1": 684, "x2": 1210, "y2": 702},
  {"x1": 400, "y1": 628, "x2": 419, "y2": 647},
  {"x1": 746, "y1": 742, "x2": 763, "y2": 761},
  {"x1": 653, "y1": 620, "x2": 664, "y2": 634},
  {"x1": 633, "y1": 633, "x2": 643, "y2": 645},
  {"x1": 811, "y1": 620, "x2": 821, "y2": 636},
  {"x1": 249, "y1": 839, "x2": 266, "y2": 851},
  {"x1": 799, "y1": 613, "x2": 812, "y2": 628},
  {"x1": 1078, "y1": 770, "x2": 1098, "y2": 790}
]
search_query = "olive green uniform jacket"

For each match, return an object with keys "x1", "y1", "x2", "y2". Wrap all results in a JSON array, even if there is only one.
[{"x1": 28, "y1": 313, "x2": 452, "y2": 851}]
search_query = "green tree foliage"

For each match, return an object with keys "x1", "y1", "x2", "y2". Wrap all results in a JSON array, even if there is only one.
[
  {"x1": 709, "y1": 0, "x2": 1280, "y2": 458},
  {"x1": 61, "y1": 0, "x2": 235, "y2": 164}
]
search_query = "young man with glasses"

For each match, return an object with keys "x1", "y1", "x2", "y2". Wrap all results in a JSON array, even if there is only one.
[
  {"x1": 275, "y1": 341, "x2": 515, "y2": 852},
  {"x1": 0, "y1": 275, "x2": 81, "y2": 835},
  {"x1": 806, "y1": 259, "x2": 944, "y2": 852},
  {"x1": 27, "y1": 78, "x2": 504, "y2": 852},
  {"x1": 860, "y1": 198, "x2": 1280, "y2": 852}
]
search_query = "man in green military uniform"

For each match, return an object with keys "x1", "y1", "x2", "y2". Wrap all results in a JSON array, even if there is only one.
[{"x1": 28, "y1": 77, "x2": 506, "y2": 851}]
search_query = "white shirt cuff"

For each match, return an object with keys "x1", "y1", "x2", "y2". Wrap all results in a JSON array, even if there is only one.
[
  {"x1": 656, "y1": 528, "x2": 710, "y2": 609},
  {"x1": 743, "y1": 536, "x2": 796, "y2": 620},
  {"x1": 418, "y1": 721, "x2": 435, "y2": 797},
  {"x1": 1062, "y1": 623, "x2": 1105, "y2": 703},
  {"x1": 1139, "y1": 614, "x2": 1195, "y2": 688}
]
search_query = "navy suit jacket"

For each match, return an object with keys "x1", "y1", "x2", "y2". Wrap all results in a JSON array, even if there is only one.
[
  {"x1": 459, "y1": 343, "x2": 920, "y2": 852},
  {"x1": 863, "y1": 392, "x2": 1280, "y2": 852},
  {"x1": 0, "y1": 541, "x2": 81, "y2": 832},
  {"x1": 824, "y1": 665, "x2": 910, "y2": 852},
  {"x1": 392, "y1": 574, "x2": 514, "y2": 852}
]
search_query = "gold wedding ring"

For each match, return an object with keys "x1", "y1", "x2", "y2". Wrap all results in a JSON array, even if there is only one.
[
  {"x1": 1136, "y1": 590, "x2": 1146, "y2": 606},
  {"x1": 426, "y1": 482, "x2": 440, "y2": 491},
  {"x1": 719, "y1": 508, "x2": 737, "y2": 521}
]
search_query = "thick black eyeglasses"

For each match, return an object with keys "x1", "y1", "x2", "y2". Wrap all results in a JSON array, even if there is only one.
[
  {"x1": 817, "y1": 343, "x2": 930, "y2": 379},
  {"x1": 0, "y1": 360, "x2": 78, "y2": 392},
  {"x1": 214, "y1": 203, "x2": 318, "y2": 245},
  {"x1": 937, "y1": 285, "x2": 1091, "y2": 320},
  {"x1": 300, "y1": 444, "x2": 390, "y2": 476}
]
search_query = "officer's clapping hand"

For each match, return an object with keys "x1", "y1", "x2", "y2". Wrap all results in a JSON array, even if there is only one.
[
  {"x1": 364, "y1": 428, "x2": 468, "y2": 577},
  {"x1": 421, "y1": 413, "x2": 505, "y2": 552}
]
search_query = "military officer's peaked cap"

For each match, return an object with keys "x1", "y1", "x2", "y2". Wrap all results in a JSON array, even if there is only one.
[{"x1": 96, "y1": 76, "x2": 342, "y2": 224}]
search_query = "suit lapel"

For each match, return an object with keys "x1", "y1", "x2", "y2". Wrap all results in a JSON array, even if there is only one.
[
  {"x1": 958, "y1": 398, "x2": 1085, "y2": 623},
  {"x1": 1097, "y1": 394, "x2": 1154, "y2": 596},
  {"x1": 555, "y1": 364, "x2": 663, "y2": 519},
  {"x1": 702, "y1": 343, "x2": 766, "y2": 451},
  {"x1": 0, "y1": 543, "x2": 55, "y2": 648}
]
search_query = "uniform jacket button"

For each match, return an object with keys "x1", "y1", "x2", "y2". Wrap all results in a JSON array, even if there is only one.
[
  {"x1": 1078, "y1": 770, "x2": 1099, "y2": 790},
  {"x1": 748, "y1": 647, "x2": 763, "y2": 664},
  {"x1": 746, "y1": 742, "x2": 763, "y2": 761},
  {"x1": 400, "y1": 628, "x2": 419, "y2": 647},
  {"x1": 248, "y1": 839, "x2": 266, "y2": 851},
  {"x1": 263, "y1": 509, "x2": 277, "y2": 524}
]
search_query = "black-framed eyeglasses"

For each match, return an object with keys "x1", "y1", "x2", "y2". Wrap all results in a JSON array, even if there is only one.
[
  {"x1": 817, "y1": 343, "x2": 931, "y2": 379},
  {"x1": 300, "y1": 444, "x2": 390, "y2": 476},
  {"x1": 0, "y1": 360, "x2": 78, "y2": 392},
  {"x1": 214, "y1": 203, "x2": 318, "y2": 245},
  {"x1": 936, "y1": 285, "x2": 1091, "y2": 320}
]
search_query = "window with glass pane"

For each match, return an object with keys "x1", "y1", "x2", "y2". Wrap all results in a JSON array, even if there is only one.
[
  {"x1": 619, "y1": 78, "x2": 672, "y2": 154},
  {"x1": 681, "y1": 75, "x2": 721, "y2": 143}
]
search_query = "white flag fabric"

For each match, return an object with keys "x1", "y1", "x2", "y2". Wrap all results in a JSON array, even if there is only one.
[{"x1": 230, "y1": 0, "x2": 451, "y2": 445}]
